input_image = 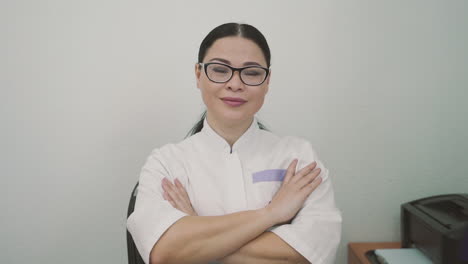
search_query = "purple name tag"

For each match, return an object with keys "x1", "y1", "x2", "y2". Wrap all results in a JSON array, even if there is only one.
[{"x1": 252, "y1": 169, "x2": 287, "y2": 183}]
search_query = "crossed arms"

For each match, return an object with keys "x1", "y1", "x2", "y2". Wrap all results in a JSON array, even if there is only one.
[
  {"x1": 150, "y1": 201, "x2": 309, "y2": 264},
  {"x1": 127, "y1": 151, "x2": 341, "y2": 264}
]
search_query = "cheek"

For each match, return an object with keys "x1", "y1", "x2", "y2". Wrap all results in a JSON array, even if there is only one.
[
  {"x1": 199, "y1": 82, "x2": 223, "y2": 104},
  {"x1": 256, "y1": 87, "x2": 268, "y2": 102},
  {"x1": 250, "y1": 91, "x2": 267, "y2": 109}
]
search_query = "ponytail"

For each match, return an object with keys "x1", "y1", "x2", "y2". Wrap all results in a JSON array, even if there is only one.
[{"x1": 184, "y1": 110, "x2": 269, "y2": 139}]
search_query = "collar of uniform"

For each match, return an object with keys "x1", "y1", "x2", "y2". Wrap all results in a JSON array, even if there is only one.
[{"x1": 201, "y1": 116, "x2": 259, "y2": 154}]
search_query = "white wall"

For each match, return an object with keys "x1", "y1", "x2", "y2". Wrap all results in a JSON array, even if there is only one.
[{"x1": 2, "y1": 1, "x2": 467, "y2": 263}]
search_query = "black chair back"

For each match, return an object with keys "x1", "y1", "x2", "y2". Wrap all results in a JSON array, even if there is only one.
[{"x1": 127, "y1": 182, "x2": 145, "y2": 264}]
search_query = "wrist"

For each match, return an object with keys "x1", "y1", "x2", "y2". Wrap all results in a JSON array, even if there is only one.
[
  {"x1": 258, "y1": 206, "x2": 279, "y2": 227},
  {"x1": 218, "y1": 252, "x2": 242, "y2": 264}
]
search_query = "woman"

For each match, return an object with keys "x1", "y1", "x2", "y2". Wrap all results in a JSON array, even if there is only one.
[{"x1": 127, "y1": 23, "x2": 342, "y2": 264}]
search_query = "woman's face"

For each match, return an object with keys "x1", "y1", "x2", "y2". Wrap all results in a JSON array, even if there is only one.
[{"x1": 195, "y1": 36, "x2": 270, "y2": 125}]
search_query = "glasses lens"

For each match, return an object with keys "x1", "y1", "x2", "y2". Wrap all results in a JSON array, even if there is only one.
[
  {"x1": 206, "y1": 64, "x2": 232, "y2": 83},
  {"x1": 241, "y1": 67, "x2": 267, "y2": 85}
]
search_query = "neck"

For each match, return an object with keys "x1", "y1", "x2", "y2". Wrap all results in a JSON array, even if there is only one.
[{"x1": 206, "y1": 113, "x2": 254, "y2": 148}]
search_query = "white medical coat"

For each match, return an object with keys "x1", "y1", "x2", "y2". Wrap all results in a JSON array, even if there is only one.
[{"x1": 127, "y1": 116, "x2": 342, "y2": 264}]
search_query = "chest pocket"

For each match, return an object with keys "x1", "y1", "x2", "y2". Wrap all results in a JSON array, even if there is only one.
[{"x1": 252, "y1": 169, "x2": 286, "y2": 208}]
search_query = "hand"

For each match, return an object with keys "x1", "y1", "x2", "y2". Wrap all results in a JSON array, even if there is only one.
[
  {"x1": 161, "y1": 177, "x2": 198, "y2": 216},
  {"x1": 265, "y1": 159, "x2": 322, "y2": 225}
]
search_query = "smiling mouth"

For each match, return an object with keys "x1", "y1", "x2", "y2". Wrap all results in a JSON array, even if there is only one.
[
  {"x1": 221, "y1": 98, "x2": 247, "y2": 107},
  {"x1": 221, "y1": 97, "x2": 247, "y2": 102}
]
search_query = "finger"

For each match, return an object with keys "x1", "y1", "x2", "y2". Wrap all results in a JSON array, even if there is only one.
[
  {"x1": 162, "y1": 180, "x2": 193, "y2": 213},
  {"x1": 164, "y1": 178, "x2": 196, "y2": 215},
  {"x1": 291, "y1": 161, "x2": 317, "y2": 183},
  {"x1": 282, "y1": 159, "x2": 298, "y2": 184},
  {"x1": 300, "y1": 174, "x2": 322, "y2": 197},
  {"x1": 162, "y1": 178, "x2": 175, "y2": 194},
  {"x1": 163, "y1": 179, "x2": 178, "y2": 196},
  {"x1": 163, "y1": 179, "x2": 185, "y2": 205},
  {"x1": 173, "y1": 179, "x2": 197, "y2": 215},
  {"x1": 174, "y1": 178, "x2": 190, "y2": 199},
  {"x1": 175, "y1": 178, "x2": 192, "y2": 202},
  {"x1": 167, "y1": 181, "x2": 193, "y2": 213},
  {"x1": 174, "y1": 182, "x2": 195, "y2": 213},
  {"x1": 167, "y1": 199, "x2": 177, "y2": 208},
  {"x1": 163, "y1": 191, "x2": 175, "y2": 202},
  {"x1": 297, "y1": 167, "x2": 321, "y2": 188}
]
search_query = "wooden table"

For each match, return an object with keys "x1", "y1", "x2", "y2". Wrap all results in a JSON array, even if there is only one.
[{"x1": 348, "y1": 242, "x2": 401, "y2": 264}]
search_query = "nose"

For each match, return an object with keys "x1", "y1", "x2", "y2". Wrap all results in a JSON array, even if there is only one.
[{"x1": 226, "y1": 71, "x2": 244, "y2": 91}]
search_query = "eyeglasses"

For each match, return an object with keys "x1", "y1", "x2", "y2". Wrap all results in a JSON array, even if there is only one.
[{"x1": 198, "y1": 62, "x2": 270, "y2": 86}]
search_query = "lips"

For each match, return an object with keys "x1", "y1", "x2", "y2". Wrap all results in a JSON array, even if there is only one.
[
  {"x1": 221, "y1": 97, "x2": 247, "y2": 102},
  {"x1": 221, "y1": 97, "x2": 247, "y2": 107}
]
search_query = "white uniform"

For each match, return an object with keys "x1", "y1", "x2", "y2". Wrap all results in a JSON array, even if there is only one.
[{"x1": 127, "y1": 116, "x2": 342, "y2": 264}]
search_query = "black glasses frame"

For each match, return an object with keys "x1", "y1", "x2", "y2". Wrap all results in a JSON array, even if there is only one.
[{"x1": 198, "y1": 62, "x2": 270, "y2": 86}]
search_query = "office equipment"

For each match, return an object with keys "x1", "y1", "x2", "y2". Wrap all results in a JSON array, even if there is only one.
[
  {"x1": 374, "y1": 248, "x2": 432, "y2": 264},
  {"x1": 401, "y1": 193, "x2": 468, "y2": 264},
  {"x1": 348, "y1": 242, "x2": 401, "y2": 264}
]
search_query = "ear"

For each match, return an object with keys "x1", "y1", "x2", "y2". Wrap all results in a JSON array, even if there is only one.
[
  {"x1": 265, "y1": 69, "x2": 271, "y2": 94},
  {"x1": 266, "y1": 69, "x2": 271, "y2": 85},
  {"x1": 195, "y1": 63, "x2": 201, "y2": 89}
]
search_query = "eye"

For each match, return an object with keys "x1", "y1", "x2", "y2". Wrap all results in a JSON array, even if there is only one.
[
  {"x1": 212, "y1": 66, "x2": 229, "y2": 74},
  {"x1": 243, "y1": 69, "x2": 262, "y2": 76}
]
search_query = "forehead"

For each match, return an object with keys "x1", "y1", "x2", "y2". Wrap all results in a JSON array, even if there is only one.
[{"x1": 204, "y1": 37, "x2": 267, "y2": 67}]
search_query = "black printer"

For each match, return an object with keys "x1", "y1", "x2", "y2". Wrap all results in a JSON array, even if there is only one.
[{"x1": 401, "y1": 193, "x2": 468, "y2": 264}]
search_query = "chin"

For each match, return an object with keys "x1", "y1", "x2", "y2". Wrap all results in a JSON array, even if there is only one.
[
  {"x1": 209, "y1": 108, "x2": 241, "y2": 118},
  {"x1": 221, "y1": 113, "x2": 253, "y2": 123}
]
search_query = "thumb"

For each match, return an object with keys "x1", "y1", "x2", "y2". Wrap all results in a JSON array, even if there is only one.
[{"x1": 282, "y1": 159, "x2": 298, "y2": 184}]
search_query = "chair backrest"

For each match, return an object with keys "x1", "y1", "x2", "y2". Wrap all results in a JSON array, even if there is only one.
[{"x1": 126, "y1": 182, "x2": 146, "y2": 264}]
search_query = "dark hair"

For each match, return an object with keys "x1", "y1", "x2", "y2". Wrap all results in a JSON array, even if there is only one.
[
  {"x1": 184, "y1": 110, "x2": 269, "y2": 139},
  {"x1": 185, "y1": 23, "x2": 271, "y2": 139},
  {"x1": 198, "y1": 23, "x2": 271, "y2": 67}
]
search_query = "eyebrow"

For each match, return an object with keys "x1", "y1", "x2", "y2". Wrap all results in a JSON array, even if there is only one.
[{"x1": 209, "y1": 58, "x2": 263, "y2": 67}]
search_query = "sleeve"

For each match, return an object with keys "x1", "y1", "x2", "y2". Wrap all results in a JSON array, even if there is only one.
[
  {"x1": 269, "y1": 140, "x2": 342, "y2": 264},
  {"x1": 126, "y1": 148, "x2": 189, "y2": 264}
]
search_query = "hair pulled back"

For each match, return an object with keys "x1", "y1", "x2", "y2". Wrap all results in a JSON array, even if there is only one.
[
  {"x1": 186, "y1": 23, "x2": 271, "y2": 138},
  {"x1": 198, "y1": 23, "x2": 271, "y2": 67}
]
